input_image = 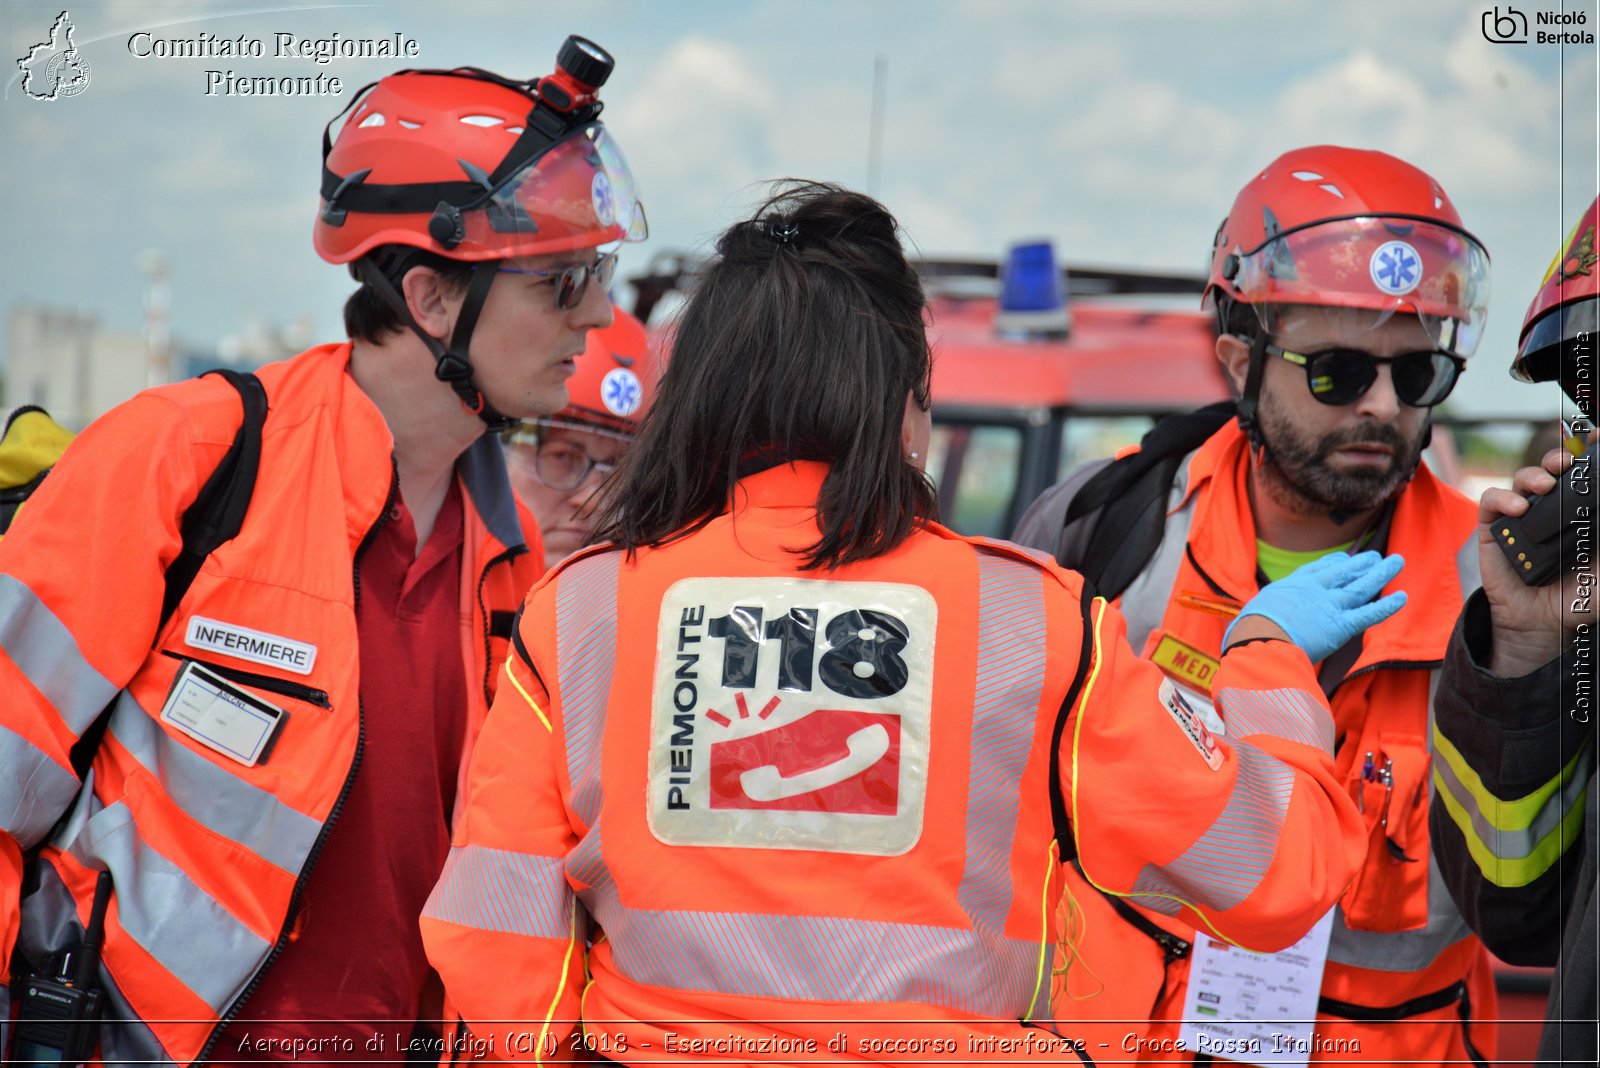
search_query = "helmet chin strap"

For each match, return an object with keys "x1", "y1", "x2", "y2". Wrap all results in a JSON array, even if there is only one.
[{"x1": 354, "y1": 257, "x2": 517, "y2": 433}]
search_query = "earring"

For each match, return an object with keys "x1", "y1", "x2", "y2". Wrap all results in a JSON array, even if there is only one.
[{"x1": 909, "y1": 450, "x2": 920, "y2": 460}]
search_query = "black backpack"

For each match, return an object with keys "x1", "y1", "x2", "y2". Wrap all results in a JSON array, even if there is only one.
[{"x1": 1057, "y1": 401, "x2": 1236, "y2": 597}]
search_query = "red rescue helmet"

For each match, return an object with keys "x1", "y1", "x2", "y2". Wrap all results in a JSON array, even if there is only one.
[
  {"x1": 315, "y1": 67, "x2": 646, "y2": 266},
  {"x1": 519, "y1": 306, "x2": 659, "y2": 441},
  {"x1": 1204, "y1": 145, "x2": 1490, "y2": 357},
  {"x1": 1514, "y1": 195, "x2": 1598, "y2": 417}
]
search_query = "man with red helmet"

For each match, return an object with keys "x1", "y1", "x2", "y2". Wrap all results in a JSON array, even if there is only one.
[
  {"x1": 0, "y1": 37, "x2": 644, "y2": 1064},
  {"x1": 1431, "y1": 195, "x2": 1598, "y2": 1066},
  {"x1": 1014, "y1": 146, "x2": 1497, "y2": 1063},
  {"x1": 505, "y1": 306, "x2": 660, "y2": 568}
]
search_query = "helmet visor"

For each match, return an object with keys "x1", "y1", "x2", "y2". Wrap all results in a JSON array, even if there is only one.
[
  {"x1": 1233, "y1": 216, "x2": 1490, "y2": 357},
  {"x1": 460, "y1": 123, "x2": 648, "y2": 259},
  {"x1": 1514, "y1": 295, "x2": 1599, "y2": 384}
]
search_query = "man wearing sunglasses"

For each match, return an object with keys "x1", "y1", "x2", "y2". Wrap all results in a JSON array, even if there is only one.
[
  {"x1": 1014, "y1": 146, "x2": 1494, "y2": 1065},
  {"x1": 504, "y1": 305, "x2": 660, "y2": 568},
  {"x1": 0, "y1": 40, "x2": 647, "y2": 1065}
]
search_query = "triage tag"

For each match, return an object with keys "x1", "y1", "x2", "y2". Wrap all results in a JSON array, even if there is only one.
[
  {"x1": 159, "y1": 660, "x2": 286, "y2": 767},
  {"x1": 1177, "y1": 909, "x2": 1335, "y2": 1066}
]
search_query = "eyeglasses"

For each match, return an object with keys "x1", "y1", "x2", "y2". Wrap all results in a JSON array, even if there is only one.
[
  {"x1": 490, "y1": 251, "x2": 617, "y2": 311},
  {"x1": 1265, "y1": 341, "x2": 1464, "y2": 408},
  {"x1": 515, "y1": 436, "x2": 616, "y2": 491}
]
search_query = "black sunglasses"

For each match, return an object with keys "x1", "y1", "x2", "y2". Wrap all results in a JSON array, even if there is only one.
[
  {"x1": 1265, "y1": 341, "x2": 1464, "y2": 408},
  {"x1": 491, "y1": 251, "x2": 617, "y2": 310}
]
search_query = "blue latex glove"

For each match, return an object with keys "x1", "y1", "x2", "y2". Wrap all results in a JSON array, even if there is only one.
[{"x1": 1226, "y1": 550, "x2": 1407, "y2": 663}]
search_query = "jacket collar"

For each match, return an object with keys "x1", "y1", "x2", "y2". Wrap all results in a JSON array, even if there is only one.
[{"x1": 285, "y1": 343, "x2": 526, "y2": 556}]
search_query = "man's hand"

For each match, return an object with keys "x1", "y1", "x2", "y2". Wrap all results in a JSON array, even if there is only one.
[{"x1": 1479, "y1": 446, "x2": 1598, "y2": 676}]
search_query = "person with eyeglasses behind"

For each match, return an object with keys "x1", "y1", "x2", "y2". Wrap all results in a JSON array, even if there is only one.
[
  {"x1": 1011, "y1": 146, "x2": 1497, "y2": 1065},
  {"x1": 504, "y1": 306, "x2": 660, "y2": 568},
  {"x1": 0, "y1": 38, "x2": 646, "y2": 1066}
]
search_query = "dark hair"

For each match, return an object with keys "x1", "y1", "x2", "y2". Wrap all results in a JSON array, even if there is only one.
[
  {"x1": 591, "y1": 180, "x2": 935, "y2": 570},
  {"x1": 342, "y1": 246, "x2": 476, "y2": 343}
]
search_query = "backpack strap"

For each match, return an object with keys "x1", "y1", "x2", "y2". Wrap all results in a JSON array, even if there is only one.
[
  {"x1": 1059, "y1": 401, "x2": 1234, "y2": 601},
  {"x1": 159, "y1": 370, "x2": 269, "y2": 627},
  {"x1": 66, "y1": 370, "x2": 268, "y2": 780}
]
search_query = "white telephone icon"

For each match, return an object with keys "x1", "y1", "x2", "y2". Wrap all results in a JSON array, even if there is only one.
[{"x1": 739, "y1": 724, "x2": 890, "y2": 802}]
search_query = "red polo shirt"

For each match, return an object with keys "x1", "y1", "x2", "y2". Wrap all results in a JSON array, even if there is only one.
[{"x1": 221, "y1": 481, "x2": 467, "y2": 1058}]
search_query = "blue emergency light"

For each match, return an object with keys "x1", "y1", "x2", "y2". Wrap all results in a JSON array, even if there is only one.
[{"x1": 995, "y1": 240, "x2": 1071, "y2": 340}]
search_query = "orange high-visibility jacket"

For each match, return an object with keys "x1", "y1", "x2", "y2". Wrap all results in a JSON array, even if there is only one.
[
  {"x1": 0, "y1": 343, "x2": 542, "y2": 1066},
  {"x1": 1044, "y1": 422, "x2": 1495, "y2": 1065},
  {"x1": 421, "y1": 460, "x2": 1365, "y2": 1064}
]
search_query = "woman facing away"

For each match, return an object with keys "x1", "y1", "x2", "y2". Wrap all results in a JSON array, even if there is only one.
[{"x1": 421, "y1": 181, "x2": 1396, "y2": 1064}]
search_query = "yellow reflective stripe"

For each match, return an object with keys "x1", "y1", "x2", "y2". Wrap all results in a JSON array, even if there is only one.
[
  {"x1": 1028, "y1": 839, "x2": 1054, "y2": 1020},
  {"x1": 1432, "y1": 762, "x2": 1588, "y2": 889},
  {"x1": 505, "y1": 658, "x2": 553, "y2": 733},
  {"x1": 536, "y1": 896, "x2": 580, "y2": 1067},
  {"x1": 1066, "y1": 598, "x2": 1108, "y2": 866},
  {"x1": 1433, "y1": 725, "x2": 1593, "y2": 882},
  {"x1": 1433, "y1": 722, "x2": 1586, "y2": 833}
]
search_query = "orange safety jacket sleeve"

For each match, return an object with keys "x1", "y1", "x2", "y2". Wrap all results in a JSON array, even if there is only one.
[
  {"x1": 421, "y1": 643, "x2": 586, "y2": 1061},
  {"x1": 1065, "y1": 595, "x2": 1367, "y2": 954},
  {"x1": 0, "y1": 391, "x2": 225, "y2": 982}
]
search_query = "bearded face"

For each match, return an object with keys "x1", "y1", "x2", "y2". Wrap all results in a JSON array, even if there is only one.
[{"x1": 1255, "y1": 403, "x2": 1426, "y2": 515}]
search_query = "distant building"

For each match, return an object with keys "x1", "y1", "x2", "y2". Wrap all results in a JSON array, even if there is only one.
[{"x1": 4, "y1": 305, "x2": 307, "y2": 429}]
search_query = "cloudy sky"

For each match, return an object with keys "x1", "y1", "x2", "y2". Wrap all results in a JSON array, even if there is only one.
[{"x1": 2, "y1": 0, "x2": 1595, "y2": 417}]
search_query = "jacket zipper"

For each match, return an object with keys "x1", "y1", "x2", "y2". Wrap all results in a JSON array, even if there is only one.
[
  {"x1": 1328, "y1": 657, "x2": 1441, "y2": 699},
  {"x1": 193, "y1": 464, "x2": 396, "y2": 1066},
  {"x1": 1183, "y1": 544, "x2": 1243, "y2": 603},
  {"x1": 159, "y1": 651, "x2": 331, "y2": 708}
]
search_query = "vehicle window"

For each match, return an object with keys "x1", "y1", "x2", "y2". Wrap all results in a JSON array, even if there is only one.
[
  {"x1": 1058, "y1": 414, "x2": 1156, "y2": 477},
  {"x1": 926, "y1": 423, "x2": 1022, "y2": 538}
]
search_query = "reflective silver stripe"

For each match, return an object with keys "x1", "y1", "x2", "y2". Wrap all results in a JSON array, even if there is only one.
[
  {"x1": 107, "y1": 692, "x2": 321, "y2": 875},
  {"x1": 424, "y1": 844, "x2": 573, "y2": 939},
  {"x1": 555, "y1": 550, "x2": 620, "y2": 828},
  {"x1": 962, "y1": 551, "x2": 1046, "y2": 938},
  {"x1": 0, "y1": 574, "x2": 119, "y2": 733},
  {"x1": 566, "y1": 818, "x2": 613, "y2": 897},
  {"x1": 1432, "y1": 731, "x2": 1591, "y2": 863},
  {"x1": 1216, "y1": 686, "x2": 1335, "y2": 754},
  {"x1": 588, "y1": 894, "x2": 1043, "y2": 1016},
  {"x1": 1117, "y1": 486, "x2": 1197, "y2": 653},
  {"x1": 1128, "y1": 739, "x2": 1293, "y2": 914},
  {"x1": 16, "y1": 858, "x2": 172, "y2": 1065},
  {"x1": 63, "y1": 797, "x2": 269, "y2": 1012},
  {"x1": 1328, "y1": 853, "x2": 1475, "y2": 972},
  {"x1": 0, "y1": 724, "x2": 79, "y2": 847}
]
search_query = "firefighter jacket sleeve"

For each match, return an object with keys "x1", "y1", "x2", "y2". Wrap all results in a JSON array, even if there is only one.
[
  {"x1": 1430, "y1": 589, "x2": 1594, "y2": 966},
  {"x1": 421, "y1": 634, "x2": 586, "y2": 1059},
  {"x1": 1066, "y1": 593, "x2": 1368, "y2": 954},
  {"x1": 0, "y1": 392, "x2": 225, "y2": 995}
]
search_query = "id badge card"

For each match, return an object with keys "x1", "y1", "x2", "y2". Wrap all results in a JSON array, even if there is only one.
[
  {"x1": 159, "y1": 660, "x2": 286, "y2": 767},
  {"x1": 1177, "y1": 908, "x2": 1334, "y2": 1065}
]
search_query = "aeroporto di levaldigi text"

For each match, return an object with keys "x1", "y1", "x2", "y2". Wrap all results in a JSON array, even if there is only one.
[{"x1": 127, "y1": 31, "x2": 421, "y2": 96}]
